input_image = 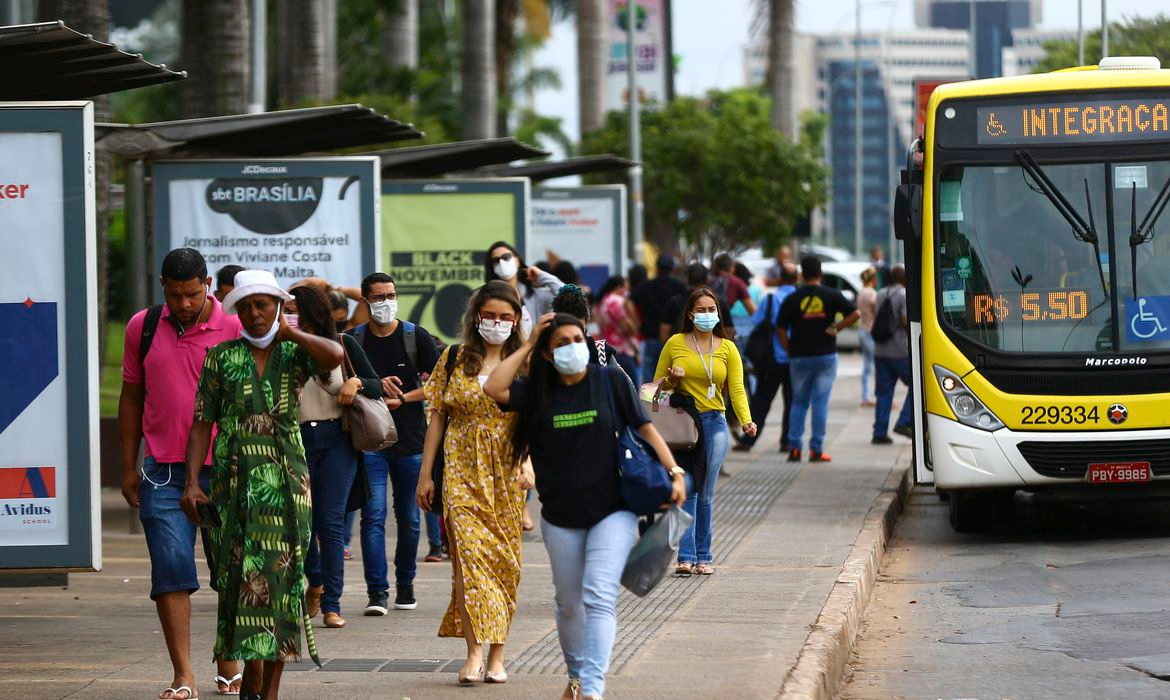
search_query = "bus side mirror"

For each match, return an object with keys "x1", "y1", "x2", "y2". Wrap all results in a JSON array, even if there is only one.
[{"x1": 894, "y1": 182, "x2": 922, "y2": 241}]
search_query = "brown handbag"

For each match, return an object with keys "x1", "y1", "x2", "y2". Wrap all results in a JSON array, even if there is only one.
[
  {"x1": 340, "y1": 341, "x2": 398, "y2": 452},
  {"x1": 639, "y1": 380, "x2": 699, "y2": 451}
]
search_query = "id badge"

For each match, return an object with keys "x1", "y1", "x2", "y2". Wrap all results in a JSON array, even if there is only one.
[{"x1": 707, "y1": 383, "x2": 717, "y2": 400}]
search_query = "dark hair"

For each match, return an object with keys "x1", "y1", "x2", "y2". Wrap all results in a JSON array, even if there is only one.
[
  {"x1": 483, "y1": 241, "x2": 532, "y2": 290},
  {"x1": 800, "y1": 255, "x2": 822, "y2": 280},
  {"x1": 628, "y1": 263, "x2": 648, "y2": 289},
  {"x1": 552, "y1": 260, "x2": 579, "y2": 286},
  {"x1": 161, "y1": 248, "x2": 207, "y2": 282},
  {"x1": 552, "y1": 284, "x2": 591, "y2": 323},
  {"x1": 290, "y1": 286, "x2": 337, "y2": 340},
  {"x1": 685, "y1": 262, "x2": 709, "y2": 287},
  {"x1": 655, "y1": 254, "x2": 676, "y2": 273},
  {"x1": 678, "y1": 287, "x2": 728, "y2": 339},
  {"x1": 216, "y1": 264, "x2": 244, "y2": 289},
  {"x1": 598, "y1": 275, "x2": 626, "y2": 300},
  {"x1": 733, "y1": 262, "x2": 752, "y2": 287},
  {"x1": 327, "y1": 289, "x2": 348, "y2": 311},
  {"x1": 535, "y1": 260, "x2": 552, "y2": 273},
  {"x1": 361, "y1": 272, "x2": 395, "y2": 298},
  {"x1": 780, "y1": 262, "x2": 799, "y2": 284},
  {"x1": 460, "y1": 280, "x2": 524, "y2": 376},
  {"x1": 511, "y1": 313, "x2": 587, "y2": 462},
  {"x1": 713, "y1": 253, "x2": 734, "y2": 273}
]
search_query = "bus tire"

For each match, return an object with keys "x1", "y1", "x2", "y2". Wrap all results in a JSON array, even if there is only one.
[
  {"x1": 937, "y1": 488, "x2": 951, "y2": 502},
  {"x1": 948, "y1": 489, "x2": 991, "y2": 533}
]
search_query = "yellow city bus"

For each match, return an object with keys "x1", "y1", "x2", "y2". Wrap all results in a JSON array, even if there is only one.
[{"x1": 894, "y1": 57, "x2": 1170, "y2": 531}]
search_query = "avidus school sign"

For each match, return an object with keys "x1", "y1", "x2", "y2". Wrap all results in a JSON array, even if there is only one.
[{"x1": 153, "y1": 159, "x2": 380, "y2": 291}]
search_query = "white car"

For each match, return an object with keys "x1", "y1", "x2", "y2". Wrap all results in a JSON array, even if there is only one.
[{"x1": 819, "y1": 261, "x2": 873, "y2": 351}]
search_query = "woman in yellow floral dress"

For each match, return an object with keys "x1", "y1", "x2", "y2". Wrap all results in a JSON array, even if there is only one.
[{"x1": 417, "y1": 281, "x2": 533, "y2": 685}]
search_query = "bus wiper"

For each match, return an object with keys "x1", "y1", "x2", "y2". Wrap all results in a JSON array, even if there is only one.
[
  {"x1": 1014, "y1": 150, "x2": 1108, "y2": 297},
  {"x1": 1128, "y1": 175, "x2": 1170, "y2": 298}
]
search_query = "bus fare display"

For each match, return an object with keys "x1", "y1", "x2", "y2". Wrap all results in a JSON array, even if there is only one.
[
  {"x1": 977, "y1": 99, "x2": 1170, "y2": 145},
  {"x1": 970, "y1": 289, "x2": 1091, "y2": 324}
]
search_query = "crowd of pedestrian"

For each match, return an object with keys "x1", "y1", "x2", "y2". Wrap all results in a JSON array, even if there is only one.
[{"x1": 117, "y1": 240, "x2": 911, "y2": 700}]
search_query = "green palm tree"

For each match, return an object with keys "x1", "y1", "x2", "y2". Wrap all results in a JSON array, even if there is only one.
[
  {"x1": 278, "y1": 0, "x2": 338, "y2": 106},
  {"x1": 753, "y1": 0, "x2": 796, "y2": 137},
  {"x1": 463, "y1": 0, "x2": 496, "y2": 139},
  {"x1": 178, "y1": 0, "x2": 251, "y2": 117}
]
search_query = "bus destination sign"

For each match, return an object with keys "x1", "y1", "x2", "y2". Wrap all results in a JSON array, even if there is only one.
[{"x1": 977, "y1": 100, "x2": 1170, "y2": 145}]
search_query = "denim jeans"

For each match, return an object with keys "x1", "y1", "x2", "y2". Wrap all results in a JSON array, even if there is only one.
[
  {"x1": 640, "y1": 339, "x2": 663, "y2": 384},
  {"x1": 787, "y1": 354, "x2": 839, "y2": 453},
  {"x1": 347, "y1": 506, "x2": 438, "y2": 547},
  {"x1": 360, "y1": 451, "x2": 424, "y2": 592},
  {"x1": 874, "y1": 356, "x2": 913, "y2": 439},
  {"x1": 678, "y1": 411, "x2": 729, "y2": 565},
  {"x1": 859, "y1": 329, "x2": 875, "y2": 403},
  {"x1": 301, "y1": 419, "x2": 358, "y2": 614},
  {"x1": 542, "y1": 510, "x2": 638, "y2": 699},
  {"x1": 139, "y1": 458, "x2": 212, "y2": 600}
]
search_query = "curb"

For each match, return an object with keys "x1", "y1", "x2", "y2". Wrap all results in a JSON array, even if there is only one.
[{"x1": 778, "y1": 458, "x2": 913, "y2": 700}]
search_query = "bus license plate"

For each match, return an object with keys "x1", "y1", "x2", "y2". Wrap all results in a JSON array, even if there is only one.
[{"x1": 1087, "y1": 462, "x2": 1151, "y2": 483}]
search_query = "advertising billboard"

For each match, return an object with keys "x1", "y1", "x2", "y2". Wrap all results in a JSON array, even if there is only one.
[
  {"x1": 530, "y1": 186, "x2": 627, "y2": 293},
  {"x1": 381, "y1": 179, "x2": 529, "y2": 345},
  {"x1": 605, "y1": 0, "x2": 670, "y2": 112},
  {"x1": 152, "y1": 158, "x2": 380, "y2": 296},
  {"x1": 0, "y1": 102, "x2": 99, "y2": 570}
]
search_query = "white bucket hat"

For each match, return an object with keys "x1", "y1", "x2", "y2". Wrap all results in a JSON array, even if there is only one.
[{"x1": 223, "y1": 269, "x2": 293, "y2": 314}]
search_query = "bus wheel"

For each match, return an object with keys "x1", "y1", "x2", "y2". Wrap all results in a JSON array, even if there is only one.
[
  {"x1": 948, "y1": 490, "x2": 991, "y2": 533},
  {"x1": 936, "y1": 489, "x2": 951, "y2": 502}
]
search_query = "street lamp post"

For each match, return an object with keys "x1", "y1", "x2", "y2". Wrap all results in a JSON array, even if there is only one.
[
  {"x1": 1077, "y1": 0, "x2": 1084, "y2": 65},
  {"x1": 1101, "y1": 0, "x2": 1109, "y2": 59},
  {"x1": 627, "y1": 2, "x2": 644, "y2": 266},
  {"x1": 854, "y1": 0, "x2": 863, "y2": 260}
]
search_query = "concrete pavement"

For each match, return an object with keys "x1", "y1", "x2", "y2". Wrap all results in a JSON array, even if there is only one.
[{"x1": 0, "y1": 354, "x2": 911, "y2": 700}]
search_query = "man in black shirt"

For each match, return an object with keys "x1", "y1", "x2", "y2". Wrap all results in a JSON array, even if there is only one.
[
  {"x1": 631, "y1": 254, "x2": 687, "y2": 380},
  {"x1": 347, "y1": 272, "x2": 441, "y2": 615},
  {"x1": 777, "y1": 256, "x2": 860, "y2": 463}
]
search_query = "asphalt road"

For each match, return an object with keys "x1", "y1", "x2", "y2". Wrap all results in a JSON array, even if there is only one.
[{"x1": 843, "y1": 486, "x2": 1170, "y2": 699}]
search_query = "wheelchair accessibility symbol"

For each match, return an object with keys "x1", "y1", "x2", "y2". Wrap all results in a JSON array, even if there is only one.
[
  {"x1": 985, "y1": 112, "x2": 1007, "y2": 137},
  {"x1": 1127, "y1": 296, "x2": 1170, "y2": 341}
]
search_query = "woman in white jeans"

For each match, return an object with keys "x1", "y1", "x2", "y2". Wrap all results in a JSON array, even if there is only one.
[{"x1": 486, "y1": 313, "x2": 686, "y2": 700}]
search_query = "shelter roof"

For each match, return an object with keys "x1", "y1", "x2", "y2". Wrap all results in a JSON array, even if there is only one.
[
  {"x1": 95, "y1": 105, "x2": 422, "y2": 158},
  {"x1": 372, "y1": 137, "x2": 549, "y2": 178},
  {"x1": 474, "y1": 154, "x2": 637, "y2": 182},
  {"x1": 0, "y1": 21, "x2": 183, "y2": 100}
]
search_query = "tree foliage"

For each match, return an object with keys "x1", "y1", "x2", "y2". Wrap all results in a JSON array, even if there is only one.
[
  {"x1": 1037, "y1": 14, "x2": 1170, "y2": 72},
  {"x1": 581, "y1": 88, "x2": 827, "y2": 256}
]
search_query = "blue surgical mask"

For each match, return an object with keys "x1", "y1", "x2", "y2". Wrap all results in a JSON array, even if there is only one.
[
  {"x1": 693, "y1": 312, "x2": 720, "y2": 332},
  {"x1": 552, "y1": 341, "x2": 590, "y2": 375}
]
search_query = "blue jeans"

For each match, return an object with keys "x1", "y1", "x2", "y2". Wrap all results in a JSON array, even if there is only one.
[
  {"x1": 542, "y1": 510, "x2": 638, "y2": 698},
  {"x1": 640, "y1": 339, "x2": 663, "y2": 384},
  {"x1": 360, "y1": 451, "x2": 424, "y2": 592},
  {"x1": 139, "y1": 458, "x2": 212, "y2": 600},
  {"x1": 859, "y1": 329, "x2": 875, "y2": 402},
  {"x1": 301, "y1": 419, "x2": 358, "y2": 614},
  {"x1": 678, "y1": 411, "x2": 730, "y2": 565},
  {"x1": 347, "y1": 508, "x2": 438, "y2": 547},
  {"x1": 874, "y1": 356, "x2": 913, "y2": 438},
  {"x1": 787, "y1": 354, "x2": 839, "y2": 453}
]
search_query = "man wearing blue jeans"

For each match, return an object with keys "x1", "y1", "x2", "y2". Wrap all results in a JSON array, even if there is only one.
[
  {"x1": 350, "y1": 272, "x2": 441, "y2": 615},
  {"x1": 872, "y1": 265, "x2": 914, "y2": 443},
  {"x1": 777, "y1": 256, "x2": 860, "y2": 463}
]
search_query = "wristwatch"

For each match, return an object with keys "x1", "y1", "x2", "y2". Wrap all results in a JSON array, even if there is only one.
[{"x1": 668, "y1": 466, "x2": 685, "y2": 477}]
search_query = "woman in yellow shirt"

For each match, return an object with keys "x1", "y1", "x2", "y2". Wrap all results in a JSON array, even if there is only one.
[{"x1": 655, "y1": 288, "x2": 756, "y2": 576}]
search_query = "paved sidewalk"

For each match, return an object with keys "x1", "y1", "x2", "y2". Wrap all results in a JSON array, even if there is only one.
[{"x1": 0, "y1": 355, "x2": 910, "y2": 699}]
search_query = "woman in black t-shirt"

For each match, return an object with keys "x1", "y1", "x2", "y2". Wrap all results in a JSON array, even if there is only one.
[{"x1": 484, "y1": 313, "x2": 685, "y2": 700}]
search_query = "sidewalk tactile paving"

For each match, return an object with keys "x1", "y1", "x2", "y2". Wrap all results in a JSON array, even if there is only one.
[
  {"x1": 510, "y1": 452, "x2": 801, "y2": 676},
  {"x1": 379, "y1": 658, "x2": 455, "y2": 673},
  {"x1": 319, "y1": 658, "x2": 390, "y2": 672}
]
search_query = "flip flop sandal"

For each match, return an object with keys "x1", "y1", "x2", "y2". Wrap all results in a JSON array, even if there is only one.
[
  {"x1": 213, "y1": 673, "x2": 243, "y2": 696},
  {"x1": 675, "y1": 563, "x2": 694, "y2": 577},
  {"x1": 696, "y1": 563, "x2": 715, "y2": 575},
  {"x1": 161, "y1": 686, "x2": 198, "y2": 700}
]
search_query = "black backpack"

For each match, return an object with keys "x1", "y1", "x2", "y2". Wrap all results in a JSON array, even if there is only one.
[
  {"x1": 871, "y1": 290, "x2": 899, "y2": 343},
  {"x1": 746, "y1": 293, "x2": 777, "y2": 372}
]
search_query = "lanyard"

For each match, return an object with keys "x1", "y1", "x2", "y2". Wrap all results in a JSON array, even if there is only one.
[{"x1": 691, "y1": 332, "x2": 716, "y2": 396}]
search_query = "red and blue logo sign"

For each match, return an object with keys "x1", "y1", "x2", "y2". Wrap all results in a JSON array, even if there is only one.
[
  {"x1": 0, "y1": 299, "x2": 58, "y2": 434},
  {"x1": 0, "y1": 467, "x2": 56, "y2": 499}
]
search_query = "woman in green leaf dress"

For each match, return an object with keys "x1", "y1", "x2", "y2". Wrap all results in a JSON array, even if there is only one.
[{"x1": 181, "y1": 270, "x2": 343, "y2": 700}]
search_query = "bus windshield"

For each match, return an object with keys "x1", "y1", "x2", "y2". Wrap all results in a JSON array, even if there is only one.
[{"x1": 937, "y1": 159, "x2": 1170, "y2": 354}]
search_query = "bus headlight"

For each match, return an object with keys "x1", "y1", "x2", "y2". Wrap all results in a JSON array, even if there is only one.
[{"x1": 933, "y1": 365, "x2": 1004, "y2": 432}]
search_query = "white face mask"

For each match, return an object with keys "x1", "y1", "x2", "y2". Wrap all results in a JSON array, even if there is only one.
[
  {"x1": 283, "y1": 313, "x2": 299, "y2": 329},
  {"x1": 369, "y1": 299, "x2": 397, "y2": 325},
  {"x1": 242, "y1": 307, "x2": 281, "y2": 349},
  {"x1": 552, "y1": 341, "x2": 590, "y2": 376},
  {"x1": 478, "y1": 319, "x2": 514, "y2": 345},
  {"x1": 493, "y1": 255, "x2": 519, "y2": 281}
]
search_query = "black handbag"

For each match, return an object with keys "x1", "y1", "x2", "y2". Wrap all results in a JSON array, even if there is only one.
[
  {"x1": 745, "y1": 293, "x2": 776, "y2": 372},
  {"x1": 428, "y1": 344, "x2": 461, "y2": 514}
]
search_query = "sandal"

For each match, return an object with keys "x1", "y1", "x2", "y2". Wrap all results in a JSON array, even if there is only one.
[
  {"x1": 675, "y1": 562, "x2": 694, "y2": 577},
  {"x1": 213, "y1": 673, "x2": 242, "y2": 696},
  {"x1": 696, "y1": 563, "x2": 715, "y2": 575},
  {"x1": 161, "y1": 687, "x2": 198, "y2": 700}
]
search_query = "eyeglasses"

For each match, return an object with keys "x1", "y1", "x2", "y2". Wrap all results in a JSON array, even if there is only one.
[
  {"x1": 479, "y1": 312, "x2": 516, "y2": 326},
  {"x1": 366, "y1": 293, "x2": 398, "y2": 303},
  {"x1": 488, "y1": 252, "x2": 514, "y2": 265}
]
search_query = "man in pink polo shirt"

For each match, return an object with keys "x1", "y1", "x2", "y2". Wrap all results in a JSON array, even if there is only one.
[{"x1": 119, "y1": 248, "x2": 242, "y2": 700}]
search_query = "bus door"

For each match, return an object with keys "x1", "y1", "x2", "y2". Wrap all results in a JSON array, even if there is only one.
[{"x1": 895, "y1": 157, "x2": 933, "y2": 485}]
